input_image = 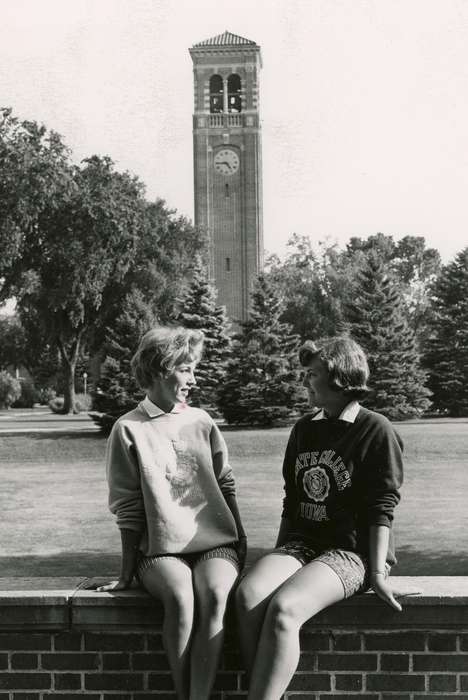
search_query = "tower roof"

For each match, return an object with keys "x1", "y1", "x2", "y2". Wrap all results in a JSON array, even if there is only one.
[{"x1": 192, "y1": 31, "x2": 258, "y2": 48}]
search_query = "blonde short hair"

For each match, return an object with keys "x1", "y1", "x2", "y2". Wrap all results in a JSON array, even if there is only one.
[
  {"x1": 299, "y1": 336, "x2": 370, "y2": 399},
  {"x1": 131, "y1": 325, "x2": 204, "y2": 389}
]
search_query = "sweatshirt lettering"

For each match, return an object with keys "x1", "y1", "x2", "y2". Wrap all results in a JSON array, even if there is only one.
[
  {"x1": 295, "y1": 449, "x2": 351, "y2": 492},
  {"x1": 300, "y1": 501, "x2": 329, "y2": 521}
]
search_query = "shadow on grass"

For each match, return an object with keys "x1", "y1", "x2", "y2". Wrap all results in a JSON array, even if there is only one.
[
  {"x1": 391, "y1": 546, "x2": 468, "y2": 576},
  {"x1": 0, "y1": 431, "x2": 105, "y2": 441},
  {"x1": 2, "y1": 546, "x2": 468, "y2": 578},
  {"x1": 27, "y1": 431, "x2": 105, "y2": 441},
  {"x1": 0, "y1": 553, "x2": 122, "y2": 577}
]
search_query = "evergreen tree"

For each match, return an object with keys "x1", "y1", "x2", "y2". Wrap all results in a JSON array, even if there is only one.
[
  {"x1": 92, "y1": 289, "x2": 157, "y2": 428},
  {"x1": 175, "y1": 257, "x2": 231, "y2": 413},
  {"x1": 424, "y1": 248, "x2": 468, "y2": 416},
  {"x1": 345, "y1": 253, "x2": 431, "y2": 420},
  {"x1": 218, "y1": 275, "x2": 302, "y2": 426}
]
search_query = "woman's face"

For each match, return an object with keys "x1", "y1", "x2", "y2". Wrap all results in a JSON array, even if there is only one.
[
  {"x1": 302, "y1": 355, "x2": 336, "y2": 410},
  {"x1": 149, "y1": 361, "x2": 197, "y2": 410}
]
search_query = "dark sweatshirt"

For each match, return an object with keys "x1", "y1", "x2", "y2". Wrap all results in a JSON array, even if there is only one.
[{"x1": 281, "y1": 404, "x2": 403, "y2": 565}]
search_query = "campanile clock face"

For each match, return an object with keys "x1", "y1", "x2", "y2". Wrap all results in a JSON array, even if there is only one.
[{"x1": 214, "y1": 148, "x2": 240, "y2": 175}]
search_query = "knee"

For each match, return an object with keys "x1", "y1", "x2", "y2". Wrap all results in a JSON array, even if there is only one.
[
  {"x1": 265, "y1": 594, "x2": 301, "y2": 634},
  {"x1": 163, "y1": 584, "x2": 194, "y2": 621},
  {"x1": 199, "y1": 582, "x2": 231, "y2": 618},
  {"x1": 235, "y1": 576, "x2": 263, "y2": 614}
]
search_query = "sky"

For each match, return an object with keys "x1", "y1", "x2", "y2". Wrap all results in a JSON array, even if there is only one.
[{"x1": 1, "y1": 0, "x2": 468, "y2": 263}]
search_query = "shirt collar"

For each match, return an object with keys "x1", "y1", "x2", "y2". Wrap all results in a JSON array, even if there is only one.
[
  {"x1": 140, "y1": 395, "x2": 184, "y2": 418},
  {"x1": 311, "y1": 400, "x2": 360, "y2": 423}
]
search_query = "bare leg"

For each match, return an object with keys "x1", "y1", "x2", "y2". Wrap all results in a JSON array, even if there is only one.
[
  {"x1": 235, "y1": 553, "x2": 302, "y2": 674},
  {"x1": 189, "y1": 557, "x2": 239, "y2": 700},
  {"x1": 140, "y1": 558, "x2": 194, "y2": 700},
  {"x1": 248, "y1": 561, "x2": 346, "y2": 700}
]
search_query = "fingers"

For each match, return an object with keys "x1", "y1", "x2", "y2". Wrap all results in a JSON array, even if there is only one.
[
  {"x1": 374, "y1": 585, "x2": 403, "y2": 612},
  {"x1": 93, "y1": 580, "x2": 121, "y2": 592},
  {"x1": 385, "y1": 592, "x2": 403, "y2": 612}
]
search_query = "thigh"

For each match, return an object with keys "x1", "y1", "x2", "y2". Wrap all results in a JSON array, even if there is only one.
[
  {"x1": 139, "y1": 556, "x2": 194, "y2": 605},
  {"x1": 315, "y1": 549, "x2": 368, "y2": 599},
  {"x1": 270, "y1": 559, "x2": 346, "y2": 624},
  {"x1": 238, "y1": 552, "x2": 303, "y2": 607}
]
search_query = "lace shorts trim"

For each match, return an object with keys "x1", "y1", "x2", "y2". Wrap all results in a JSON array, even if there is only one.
[
  {"x1": 137, "y1": 544, "x2": 240, "y2": 580},
  {"x1": 273, "y1": 540, "x2": 387, "y2": 598}
]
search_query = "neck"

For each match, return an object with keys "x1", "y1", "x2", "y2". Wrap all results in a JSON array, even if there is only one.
[
  {"x1": 323, "y1": 396, "x2": 350, "y2": 418},
  {"x1": 146, "y1": 390, "x2": 175, "y2": 414}
]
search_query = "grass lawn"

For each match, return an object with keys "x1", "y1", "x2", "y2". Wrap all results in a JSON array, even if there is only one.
[{"x1": 0, "y1": 418, "x2": 467, "y2": 577}]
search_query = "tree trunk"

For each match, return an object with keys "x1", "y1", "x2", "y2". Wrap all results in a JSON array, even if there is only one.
[
  {"x1": 57, "y1": 329, "x2": 83, "y2": 415},
  {"x1": 61, "y1": 356, "x2": 78, "y2": 414}
]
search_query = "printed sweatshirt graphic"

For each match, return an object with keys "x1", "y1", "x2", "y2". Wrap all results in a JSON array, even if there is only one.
[{"x1": 282, "y1": 406, "x2": 403, "y2": 564}]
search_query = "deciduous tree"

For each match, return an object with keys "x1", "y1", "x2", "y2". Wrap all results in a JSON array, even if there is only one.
[{"x1": 1, "y1": 110, "x2": 206, "y2": 413}]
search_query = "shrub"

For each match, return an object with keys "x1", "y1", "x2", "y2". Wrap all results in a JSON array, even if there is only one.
[
  {"x1": 37, "y1": 387, "x2": 57, "y2": 405},
  {"x1": 12, "y1": 378, "x2": 40, "y2": 408},
  {"x1": 0, "y1": 371, "x2": 22, "y2": 409},
  {"x1": 49, "y1": 396, "x2": 64, "y2": 413},
  {"x1": 75, "y1": 393, "x2": 93, "y2": 412},
  {"x1": 49, "y1": 393, "x2": 92, "y2": 414}
]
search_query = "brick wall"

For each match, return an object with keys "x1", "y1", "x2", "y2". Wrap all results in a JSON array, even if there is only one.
[{"x1": 1, "y1": 577, "x2": 468, "y2": 699}]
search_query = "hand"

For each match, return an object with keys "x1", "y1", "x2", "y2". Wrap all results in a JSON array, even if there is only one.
[
  {"x1": 84, "y1": 578, "x2": 133, "y2": 592},
  {"x1": 371, "y1": 573, "x2": 402, "y2": 611},
  {"x1": 236, "y1": 535, "x2": 248, "y2": 570}
]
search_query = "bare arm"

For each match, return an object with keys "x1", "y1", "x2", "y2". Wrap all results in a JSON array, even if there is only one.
[
  {"x1": 96, "y1": 528, "x2": 142, "y2": 592},
  {"x1": 275, "y1": 517, "x2": 291, "y2": 547},
  {"x1": 369, "y1": 525, "x2": 402, "y2": 611},
  {"x1": 224, "y1": 493, "x2": 247, "y2": 568}
]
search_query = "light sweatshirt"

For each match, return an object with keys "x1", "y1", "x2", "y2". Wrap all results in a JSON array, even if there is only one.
[{"x1": 106, "y1": 397, "x2": 239, "y2": 556}]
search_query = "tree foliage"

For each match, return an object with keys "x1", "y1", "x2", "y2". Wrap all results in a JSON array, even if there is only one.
[
  {"x1": 424, "y1": 248, "x2": 468, "y2": 416},
  {"x1": 343, "y1": 233, "x2": 441, "y2": 341},
  {"x1": 345, "y1": 253, "x2": 431, "y2": 420},
  {"x1": 175, "y1": 256, "x2": 231, "y2": 413},
  {"x1": 92, "y1": 289, "x2": 157, "y2": 423},
  {"x1": 0, "y1": 370, "x2": 21, "y2": 409},
  {"x1": 266, "y1": 232, "x2": 441, "y2": 348},
  {"x1": 218, "y1": 275, "x2": 302, "y2": 426},
  {"x1": 265, "y1": 234, "x2": 345, "y2": 340},
  {"x1": 0, "y1": 109, "x2": 206, "y2": 413},
  {"x1": 0, "y1": 315, "x2": 25, "y2": 370}
]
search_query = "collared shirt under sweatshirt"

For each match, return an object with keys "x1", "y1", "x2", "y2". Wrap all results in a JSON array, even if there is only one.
[
  {"x1": 106, "y1": 397, "x2": 238, "y2": 556},
  {"x1": 282, "y1": 402, "x2": 403, "y2": 565}
]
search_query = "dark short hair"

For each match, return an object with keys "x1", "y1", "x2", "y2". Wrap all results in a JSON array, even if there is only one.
[
  {"x1": 131, "y1": 325, "x2": 204, "y2": 390},
  {"x1": 299, "y1": 336, "x2": 370, "y2": 399}
]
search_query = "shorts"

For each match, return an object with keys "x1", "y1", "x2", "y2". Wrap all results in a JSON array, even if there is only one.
[
  {"x1": 137, "y1": 543, "x2": 240, "y2": 581},
  {"x1": 273, "y1": 539, "x2": 385, "y2": 599}
]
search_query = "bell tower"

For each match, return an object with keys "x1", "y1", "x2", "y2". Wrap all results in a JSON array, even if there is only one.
[{"x1": 189, "y1": 31, "x2": 263, "y2": 322}]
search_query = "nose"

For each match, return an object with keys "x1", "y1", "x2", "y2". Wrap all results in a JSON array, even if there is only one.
[{"x1": 188, "y1": 369, "x2": 196, "y2": 386}]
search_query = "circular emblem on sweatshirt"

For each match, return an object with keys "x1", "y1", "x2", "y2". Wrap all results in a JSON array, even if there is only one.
[{"x1": 303, "y1": 466, "x2": 330, "y2": 502}]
